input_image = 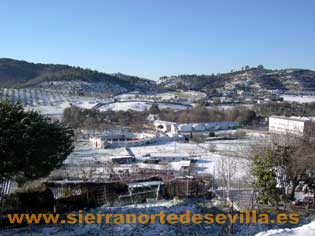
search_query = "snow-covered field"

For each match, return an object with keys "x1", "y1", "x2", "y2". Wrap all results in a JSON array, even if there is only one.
[
  {"x1": 115, "y1": 90, "x2": 207, "y2": 103},
  {"x1": 97, "y1": 101, "x2": 190, "y2": 112},
  {"x1": 50, "y1": 136, "x2": 261, "y2": 182},
  {"x1": 281, "y1": 94, "x2": 315, "y2": 103},
  {"x1": 131, "y1": 139, "x2": 257, "y2": 180}
]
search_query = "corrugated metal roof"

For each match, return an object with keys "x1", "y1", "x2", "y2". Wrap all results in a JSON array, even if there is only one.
[{"x1": 0, "y1": 179, "x2": 12, "y2": 196}]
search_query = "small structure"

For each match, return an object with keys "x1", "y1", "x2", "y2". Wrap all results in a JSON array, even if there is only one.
[
  {"x1": 90, "y1": 128, "x2": 158, "y2": 149},
  {"x1": 0, "y1": 179, "x2": 17, "y2": 199},
  {"x1": 110, "y1": 155, "x2": 136, "y2": 165},
  {"x1": 143, "y1": 152, "x2": 191, "y2": 162},
  {"x1": 138, "y1": 160, "x2": 192, "y2": 176},
  {"x1": 166, "y1": 176, "x2": 211, "y2": 198},
  {"x1": 120, "y1": 181, "x2": 165, "y2": 203}
]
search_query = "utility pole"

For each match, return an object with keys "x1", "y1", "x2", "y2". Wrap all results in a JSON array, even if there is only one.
[
  {"x1": 174, "y1": 124, "x2": 178, "y2": 153},
  {"x1": 227, "y1": 157, "x2": 230, "y2": 200},
  {"x1": 212, "y1": 166, "x2": 215, "y2": 191}
]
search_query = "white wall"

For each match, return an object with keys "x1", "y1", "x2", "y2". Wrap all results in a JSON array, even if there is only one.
[{"x1": 269, "y1": 117, "x2": 305, "y2": 136}]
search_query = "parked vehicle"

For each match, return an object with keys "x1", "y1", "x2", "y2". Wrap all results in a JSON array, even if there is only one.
[{"x1": 292, "y1": 199, "x2": 306, "y2": 206}]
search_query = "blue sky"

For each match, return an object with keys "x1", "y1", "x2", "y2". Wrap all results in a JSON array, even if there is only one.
[{"x1": 1, "y1": 0, "x2": 315, "y2": 79}]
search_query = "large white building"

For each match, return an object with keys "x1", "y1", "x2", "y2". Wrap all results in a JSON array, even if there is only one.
[
  {"x1": 269, "y1": 116, "x2": 315, "y2": 137},
  {"x1": 153, "y1": 120, "x2": 239, "y2": 133}
]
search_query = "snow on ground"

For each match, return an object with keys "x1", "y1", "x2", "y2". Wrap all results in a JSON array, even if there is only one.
[
  {"x1": 97, "y1": 101, "x2": 189, "y2": 112},
  {"x1": 281, "y1": 95, "x2": 315, "y2": 103},
  {"x1": 155, "y1": 91, "x2": 207, "y2": 102},
  {"x1": 98, "y1": 101, "x2": 152, "y2": 112},
  {"x1": 157, "y1": 102, "x2": 190, "y2": 110},
  {"x1": 25, "y1": 102, "x2": 71, "y2": 119},
  {"x1": 115, "y1": 90, "x2": 207, "y2": 103},
  {"x1": 63, "y1": 140, "x2": 124, "y2": 164},
  {"x1": 130, "y1": 139, "x2": 257, "y2": 181},
  {"x1": 48, "y1": 140, "x2": 128, "y2": 179},
  {"x1": 256, "y1": 221, "x2": 315, "y2": 236},
  {"x1": 49, "y1": 137, "x2": 258, "y2": 181},
  {"x1": 118, "y1": 199, "x2": 183, "y2": 209},
  {"x1": 0, "y1": 88, "x2": 101, "y2": 119}
]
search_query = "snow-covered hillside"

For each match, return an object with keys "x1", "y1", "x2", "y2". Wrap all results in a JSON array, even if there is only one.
[{"x1": 0, "y1": 88, "x2": 101, "y2": 118}]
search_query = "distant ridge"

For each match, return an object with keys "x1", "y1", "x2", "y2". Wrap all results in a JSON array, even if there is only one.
[
  {"x1": 1, "y1": 59, "x2": 315, "y2": 96},
  {"x1": 158, "y1": 66, "x2": 315, "y2": 93}
]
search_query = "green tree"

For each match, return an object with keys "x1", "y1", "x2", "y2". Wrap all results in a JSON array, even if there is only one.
[
  {"x1": 252, "y1": 150, "x2": 280, "y2": 205},
  {"x1": 149, "y1": 103, "x2": 160, "y2": 114},
  {"x1": 0, "y1": 101, "x2": 74, "y2": 184}
]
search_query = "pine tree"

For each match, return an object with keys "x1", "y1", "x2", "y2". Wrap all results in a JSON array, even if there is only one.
[
  {"x1": 0, "y1": 101, "x2": 74, "y2": 184},
  {"x1": 253, "y1": 150, "x2": 280, "y2": 205}
]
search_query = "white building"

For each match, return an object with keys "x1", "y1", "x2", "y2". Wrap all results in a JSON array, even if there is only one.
[
  {"x1": 153, "y1": 120, "x2": 177, "y2": 133},
  {"x1": 177, "y1": 121, "x2": 239, "y2": 132},
  {"x1": 153, "y1": 120, "x2": 239, "y2": 133},
  {"x1": 269, "y1": 116, "x2": 315, "y2": 137}
]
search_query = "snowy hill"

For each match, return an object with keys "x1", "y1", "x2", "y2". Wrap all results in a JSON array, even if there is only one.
[
  {"x1": 2, "y1": 59, "x2": 315, "y2": 98},
  {"x1": 158, "y1": 67, "x2": 315, "y2": 94},
  {"x1": 0, "y1": 58, "x2": 156, "y2": 96}
]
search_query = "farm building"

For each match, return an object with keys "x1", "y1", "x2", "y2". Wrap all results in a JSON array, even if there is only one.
[
  {"x1": 142, "y1": 152, "x2": 191, "y2": 162},
  {"x1": 122, "y1": 181, "x2": 165, "y2": 203},
  {"x1": 153, "y1": 120, "x2": 239, "y2": 133},
  {"x1": 138, "y1": 160, "x2": 192, "y2": 176},
  {"x1": 177, "y1": 121, "x2": 239, "y2": 132},
  {"x1": 269, "y1": 116, "x2": 315, "y2": 138},
  {"x1": 90, "y1": 128, "x2": 158, "y2": 148}
]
